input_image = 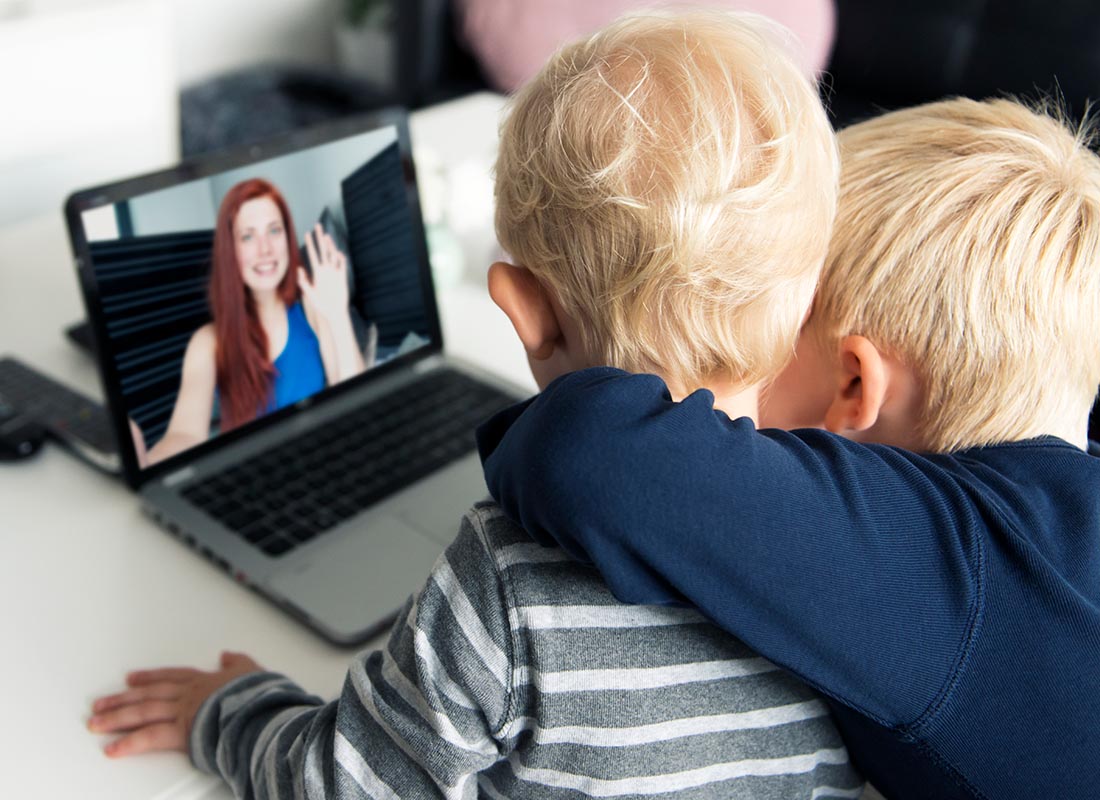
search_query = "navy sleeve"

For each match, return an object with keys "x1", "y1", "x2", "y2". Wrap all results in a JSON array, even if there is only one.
[{"x1": 477, "y1": 368, "x2": 985, "y2": 728}]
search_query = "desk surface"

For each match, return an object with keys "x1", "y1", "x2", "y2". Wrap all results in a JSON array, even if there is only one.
[{"x1": 0, "y1": 92, "x2": 534, "y2": 800}]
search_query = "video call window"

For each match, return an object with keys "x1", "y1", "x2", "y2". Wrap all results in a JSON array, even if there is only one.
[{"x1": 80, "y1": 126, "x2": 433, "y2": 468}]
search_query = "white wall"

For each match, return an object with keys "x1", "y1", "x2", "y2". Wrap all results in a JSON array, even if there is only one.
[
  {"x1": 81, "y1": 204, "x2": 119, "y2": 241},
  {"x1": 167, "y1": 0, "x2": 342, "y2": 87},
  {"x1": 0, "y1": 0, "x2": 345, "y2": 226},
  {"x1": 0, "y1": 0, "x2": 178, "y2": 225},
  {"x1": 130, "y1": 180, "x2": 216, "y2": 236},
  {"x1": 20, "y1": 0, "x2": 342, "y2": 87}
]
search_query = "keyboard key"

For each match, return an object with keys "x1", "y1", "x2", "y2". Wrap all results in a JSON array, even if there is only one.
[
  {"x1": 239, "y1": 520, "x2": 276, "y2": 543},
  {"x1": 204, "y1": 498, "x2": 238, "y2": 520},
  {"x1": 221, "y1": 508, "x2": 257, "y2": 532},
  {"x1": 285, "y1": 522, "x2": 318, "y2": 544}
]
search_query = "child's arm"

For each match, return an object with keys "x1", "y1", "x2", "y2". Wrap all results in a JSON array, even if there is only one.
[
  {"x1": 89, "y1": 514, "x2": 520, "y2": 799},
  {"x1": 478, "y1": 367, "x2": 985, "y2": 728}
]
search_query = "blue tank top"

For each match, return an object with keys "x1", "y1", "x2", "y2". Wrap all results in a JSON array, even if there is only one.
[{"x1": 269, "y1": 301, "x2": 325, "y2": 410}]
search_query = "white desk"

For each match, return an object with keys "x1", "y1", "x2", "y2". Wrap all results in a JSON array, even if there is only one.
[{"x1": 0, "y1": 92, "x2": 534, "y2": 800}]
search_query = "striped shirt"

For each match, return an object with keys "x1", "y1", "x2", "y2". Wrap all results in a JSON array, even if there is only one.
[{"x1": 191, "y1": 501, "x2": 863, "y2": 798}]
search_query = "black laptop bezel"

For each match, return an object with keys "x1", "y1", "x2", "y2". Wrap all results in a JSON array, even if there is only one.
[{"x1": 64, "y1": 108, "x2": 445, "y2": 490}]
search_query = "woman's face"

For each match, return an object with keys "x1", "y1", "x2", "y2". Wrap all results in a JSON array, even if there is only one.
[{"x1": 234, "y1": 196, "x2": 290, "y2": 293}]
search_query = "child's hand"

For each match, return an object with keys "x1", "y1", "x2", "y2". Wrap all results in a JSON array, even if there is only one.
[{"x1": 88, "y1": 651, "x2": 261, "y2": 758}]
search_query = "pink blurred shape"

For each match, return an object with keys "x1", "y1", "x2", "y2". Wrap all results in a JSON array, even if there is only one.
[{"x1": 457, "y1": 0, "x2": 835, "y2": 92}]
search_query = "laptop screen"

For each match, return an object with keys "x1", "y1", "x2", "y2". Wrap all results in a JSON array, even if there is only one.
[{"x1": 72, "y1": 119, "x2": 438, "y2": 475}]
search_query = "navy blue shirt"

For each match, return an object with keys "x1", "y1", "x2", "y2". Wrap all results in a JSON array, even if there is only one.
[{"x1": 477, "y1": 368, "x2": 1100, "y2": 800}]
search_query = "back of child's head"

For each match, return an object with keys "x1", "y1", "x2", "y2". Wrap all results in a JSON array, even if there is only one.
[
  {"x1": 809, "y1": 97, "x2": 1100, "y2": 451},
  {"x1": 494, "y1": 10, "x2": 837, "y2": 393}
]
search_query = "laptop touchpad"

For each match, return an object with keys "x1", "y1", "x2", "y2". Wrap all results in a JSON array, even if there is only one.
[
  {"x1": 266, "y1": 515, "x2": 444, "y2": 641},
  {"x1": 393, "y1": 454, "x2": 487, "y2": 545}
]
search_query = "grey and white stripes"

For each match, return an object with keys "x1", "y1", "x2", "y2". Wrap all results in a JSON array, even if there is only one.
[{"x1": 192, "y1": 501, "x2": 862, "y2": 798}]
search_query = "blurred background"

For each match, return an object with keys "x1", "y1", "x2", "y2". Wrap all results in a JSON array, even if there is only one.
[{"x1": 4, "y1": 0, "x2": 1100, "y2": 229}]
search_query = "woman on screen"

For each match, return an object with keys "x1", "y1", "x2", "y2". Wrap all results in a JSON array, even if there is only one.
[{"x1": 142, "y1": 178, "x2": 366, "y2": 466}]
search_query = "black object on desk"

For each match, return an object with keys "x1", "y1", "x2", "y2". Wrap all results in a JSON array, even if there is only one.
[
  {"x1": 65, "y1": 320, "x2": 96, "y2": 356},
  {"x1": 0, "y1": 356, "x2": 119, "y2": 473},
  {"x1": 0, "y1": 401, "x2": 45, "y2": 461}
]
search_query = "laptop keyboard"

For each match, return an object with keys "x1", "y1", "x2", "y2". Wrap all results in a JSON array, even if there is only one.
[{"x1": 181, "y1": 368, "x2": 518, "y2": 557}]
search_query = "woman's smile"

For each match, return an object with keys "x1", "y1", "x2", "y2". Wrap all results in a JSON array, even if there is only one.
[{"x1": 235, "y1": 196, "x2": 290, "y2": 292}]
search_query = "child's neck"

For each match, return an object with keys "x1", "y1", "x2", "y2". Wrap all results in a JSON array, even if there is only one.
[
  {"x1": 1052, "y1": 412, "x2": 1090, "y2": 451},
  {"x1": 667, "y1": 378, "x2": 760, "y2": 426}
]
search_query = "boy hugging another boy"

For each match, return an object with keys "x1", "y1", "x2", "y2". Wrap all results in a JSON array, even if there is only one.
[
  {"x1": 89, "y1": 11, "x2": 864, "y2": 799},
  {"x1": 480, "y1": 97, "x2": 1100, "y2": 798}
]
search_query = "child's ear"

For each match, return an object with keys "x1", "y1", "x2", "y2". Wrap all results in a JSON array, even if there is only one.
[
  {"x1": 487, "y1": 262, "x2": 561, "y2": 360},
  {"x1": 823, "y1": 335, "x2": 888, "y2": 434}
]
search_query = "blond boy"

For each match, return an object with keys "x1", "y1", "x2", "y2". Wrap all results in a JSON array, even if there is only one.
[
  {"x1": 480, "y1": 98, "x2": 1100, "y2": 799},
  {"x1": 87, "y1": 11, "x2": 865, "y2": 799}
]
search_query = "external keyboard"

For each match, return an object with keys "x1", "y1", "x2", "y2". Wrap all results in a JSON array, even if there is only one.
[{"x1": 0, "y1": 356, "x2": 119, "y2": 472}]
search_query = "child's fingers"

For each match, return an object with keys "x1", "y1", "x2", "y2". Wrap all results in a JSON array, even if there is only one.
[
  {"x1": 93, "y1": 683, "x2": 181, "y2": 713},
  {"x1": 104, "y1": 722, "x2": 185, "y2": 758},
  {"x1": 126, "y1": 667, "x2": 198, "y2": 686},
  {"x1": 89, "y1": 699, "x2": 178, "y2": 733},
  {"x1": 220, "y1": 650, "x2": 252, "y2": 666}
]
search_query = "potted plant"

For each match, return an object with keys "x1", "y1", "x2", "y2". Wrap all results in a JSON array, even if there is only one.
[{"x1": 335, "y1": 0, "x2": 394, "y2": 91}]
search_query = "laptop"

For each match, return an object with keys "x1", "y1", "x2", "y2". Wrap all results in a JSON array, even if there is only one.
[{"x1": 64, "y1": 109, "x2": 526, "y2": 645}]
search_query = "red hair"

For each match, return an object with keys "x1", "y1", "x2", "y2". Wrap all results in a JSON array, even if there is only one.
[{"x1": 209, "y1": 178, "x2": 301, "y2": 431}]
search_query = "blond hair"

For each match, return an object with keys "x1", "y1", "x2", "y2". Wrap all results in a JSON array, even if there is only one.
[
  {"x1": 494, "y1": 10, "x2": 838, "y2": 393},
  {"x1": 811, "y1": 97, "x2": 1100, "y2": 451}
]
